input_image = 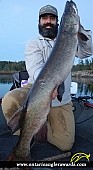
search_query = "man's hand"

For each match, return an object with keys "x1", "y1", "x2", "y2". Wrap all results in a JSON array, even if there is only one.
[{"x1": 51, "y1": 87, "x2": 58, "y2": 100}]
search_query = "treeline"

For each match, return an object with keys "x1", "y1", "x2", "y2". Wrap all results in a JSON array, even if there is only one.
[
  {"x1": 0, "y1": 58, "x2": 93, "y2": 73},
  {"x1": 0, "y1": 61, "x2": 26, "y2": 72},
  {"x1": 72, "y1": 58, "x2": 93, "y2": 72}
]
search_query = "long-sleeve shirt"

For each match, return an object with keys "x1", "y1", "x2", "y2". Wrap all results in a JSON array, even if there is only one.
[{"x1": 25, "y1": 28, "x2": 93, "y2": 107}]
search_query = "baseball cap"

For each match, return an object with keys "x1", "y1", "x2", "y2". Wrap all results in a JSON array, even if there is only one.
[{"x1": 39, "y1": 5, "x2": 58, "y2": 17}]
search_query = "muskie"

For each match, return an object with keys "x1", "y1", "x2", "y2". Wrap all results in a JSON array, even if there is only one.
[{"x1": 8, "y1": 0, "x2": 79, "y2": 160}]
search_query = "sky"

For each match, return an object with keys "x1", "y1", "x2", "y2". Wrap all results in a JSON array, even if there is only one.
[{"x1": 0, "y1": 0, "x2": 93, "y2": 65}]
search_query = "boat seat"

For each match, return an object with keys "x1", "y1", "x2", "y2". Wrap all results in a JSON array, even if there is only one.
[{"x1": 10, "y1": 70, "x2": 29, "y2": 90}]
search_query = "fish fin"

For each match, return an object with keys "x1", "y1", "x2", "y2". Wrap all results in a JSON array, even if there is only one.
[
  {"x1": 34, "y1": 122, "x2": 47, "y2": 144},
  {"x1": 57, "y1": 82, "x2": 65, "y2": 102},
  {"x1": 8, "y1": 107, "x2": 23, "y2": 134},
  {"x1": 57, "y1": 95, "x2": 62, "y2": 102},
  {"x1": 6, "y1": 151, "x2": 31, "y2": 161}
]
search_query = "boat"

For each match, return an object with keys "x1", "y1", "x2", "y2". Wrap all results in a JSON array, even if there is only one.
[{"x1": 0, "y1": 71, "x2": 93, "y2": 169}]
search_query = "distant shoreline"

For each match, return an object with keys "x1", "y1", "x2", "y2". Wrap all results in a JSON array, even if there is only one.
[
  {"x1": 72, "y1": 70, "x2": 93, "y2": 78},
  {"x1": 0, "y1": 71, "x2": 17, "y2": 75},
  {"x1": 0, "y1": 70, "x2": 93, "y2": 78}
]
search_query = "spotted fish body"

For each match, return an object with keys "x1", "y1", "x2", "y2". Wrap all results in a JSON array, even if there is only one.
[{"x1": 12, "y1": 0, "x2": 79, "y2": 158}]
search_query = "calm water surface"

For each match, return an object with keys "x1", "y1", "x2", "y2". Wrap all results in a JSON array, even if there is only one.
[
  {"x1": 0, "y1": 74, "x2": 93, "y2": 103},
  {"x1": 0, "y1": 74, "x2": 13, "y2": 98},
  {"x1": 72, "y1": 76, "x2": 93, "y2": 103}
]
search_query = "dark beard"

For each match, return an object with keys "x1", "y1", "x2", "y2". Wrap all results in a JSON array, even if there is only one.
[{"x1": 38, "y1": 23, "x2": 58, "y2": 39}]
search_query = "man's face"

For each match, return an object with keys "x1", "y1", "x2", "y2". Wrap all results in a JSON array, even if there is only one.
[{"x1": 38, "y1": 14, "x2": 58, "y2": 39}]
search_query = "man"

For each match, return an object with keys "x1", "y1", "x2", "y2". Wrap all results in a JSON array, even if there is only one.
[{"x1": 2, "y1": 4, "x2": 93, "y2": 153}]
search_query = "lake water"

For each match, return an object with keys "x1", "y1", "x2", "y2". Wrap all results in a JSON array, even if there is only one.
[
  {"x1": 0, "y1": 74, "x2": 93, "y2": 102},
  {"x1": 72, "y1": 76, "x2": 93, "y2": 103},
  {"x1": 0, "y1": 74, "x2": 13, "y2": 98}
]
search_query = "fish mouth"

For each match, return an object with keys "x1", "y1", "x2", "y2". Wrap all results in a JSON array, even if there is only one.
[{"x1": 65, "y1": 0, "x2": 78, "y2": 15}]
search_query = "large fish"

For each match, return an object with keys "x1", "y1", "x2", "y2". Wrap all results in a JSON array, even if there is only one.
[{"x1": 7, "y1": 0, "x2": 79, "y2": 160}]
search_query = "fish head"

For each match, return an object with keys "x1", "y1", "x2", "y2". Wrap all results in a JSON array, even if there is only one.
[
  {"x1": 59, "y1": 0, "x2": 79, "y2": 35},
  {"x1": 65, "y1": 0, "x2": 78, "y2": 15}
]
